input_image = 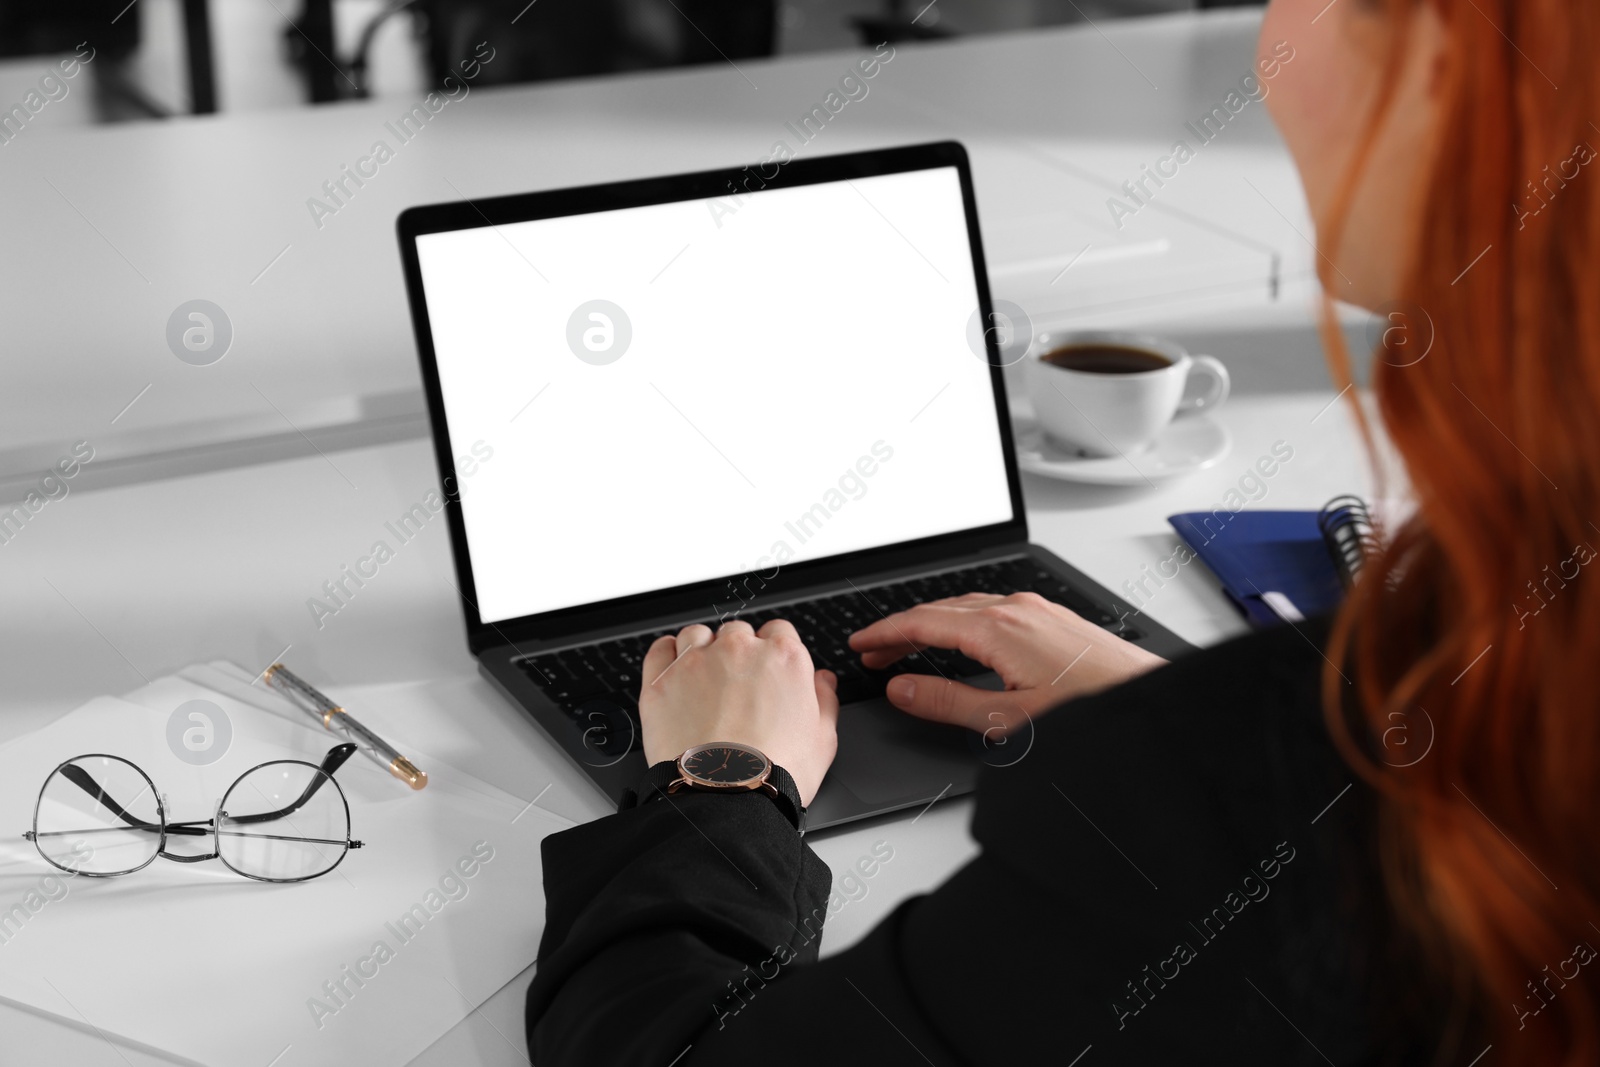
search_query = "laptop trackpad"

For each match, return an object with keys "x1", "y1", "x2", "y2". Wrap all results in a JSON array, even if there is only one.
[{"x1": 827, "y1": 673, "x2": 1004, "y2": 805}]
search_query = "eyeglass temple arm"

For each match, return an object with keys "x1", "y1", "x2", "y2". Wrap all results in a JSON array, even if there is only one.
[
  {"x1": 59, "y1": 744, "x2": 355, "y2": 836},
  {"x1": 223, "y1": 744, "x2": 357, "y2": 826},
  {"x1": 56, "y1": 765, "x2": 210, "y2": 836}
]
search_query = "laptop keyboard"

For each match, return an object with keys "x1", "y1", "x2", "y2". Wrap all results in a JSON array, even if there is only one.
[{"x1": 514, "y1": 558, "x2": 1140, "y2": 740}]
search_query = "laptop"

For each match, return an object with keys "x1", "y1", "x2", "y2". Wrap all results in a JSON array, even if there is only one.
[{"x1": 396, "y1": 141, "x2": 1192, "y2": 830}]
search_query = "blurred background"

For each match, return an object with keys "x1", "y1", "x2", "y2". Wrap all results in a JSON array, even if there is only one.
[
  {"x1": 0, "y1": 0, "x2": 1262, "y2": 121},
  {"x1": 0, "y1": 0, "x2": 1321, "y2": 520}
]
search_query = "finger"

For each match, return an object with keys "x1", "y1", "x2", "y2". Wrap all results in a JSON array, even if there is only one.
[
  {"x1": 848, "y1": 603, "x2": 993, "y2": 665},
  {"x1": 849, "y1": 603, "x2": 963, "y2": 651},
  {"x1": 675, "y1": 623, "x2": 714, "y2": 658},
  {"x1": 882, "y1": 673, "x2": 1006, "y2": 731},
  {"x1": 964, "y1": 692, "x2": 1037, "y2": 736},
  {"x1": 859, "y1": 645, "x2": 920, "y2": 670},
  {"x1": 715, "y1": 618, "x2": 755, "y2": 641},
  {"x1": 755, "y1": 618, "x2": 800, "y2": 643},
  {"x1": 813, "y1": 669, "x2": 840, "y2": 733},
  {"x1": 935, "y1": 592, "x2": 1007, "y2": 607},
  {"x1": 642, "y1": 634, "x2": 680, "y2": 688}
]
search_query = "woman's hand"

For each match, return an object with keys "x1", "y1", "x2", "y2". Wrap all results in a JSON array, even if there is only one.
[
  {"x1": 847, "y1": 592, "x2": 1168, "y2": 733},
  {"x1": 640, "y1": 619, "x2": 840, "y2": 807}
]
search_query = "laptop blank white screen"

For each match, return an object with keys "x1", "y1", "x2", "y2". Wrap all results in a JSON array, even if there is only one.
[{"x1": 415, "y1": 165, "x2": 1016, "y2": 624}]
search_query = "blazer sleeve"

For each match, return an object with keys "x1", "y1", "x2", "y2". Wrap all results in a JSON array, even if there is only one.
[
  {"x1": 525, "y1": 789, "x2": 835, "y2": 1065},
  {"x1": 526, "y1": 616, "x2": 1392, "y2": 1066},
  {"x1": 525, "y1": 779, "x2": 988, "y2": 1066}
]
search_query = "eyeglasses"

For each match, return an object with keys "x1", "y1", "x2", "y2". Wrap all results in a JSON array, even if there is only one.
[{"x1": 22, "y1": 744, "x2": 365, "y2": 883}]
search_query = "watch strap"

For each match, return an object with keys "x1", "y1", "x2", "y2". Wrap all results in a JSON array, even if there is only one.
[
  {"x1": 760, "y1": 763, "x2": 806, "y2": 831},
  {"x1": 621, "y1": 757, "x2": 806, "y2": 832},
  {"x1": 619, "y1": 760, "x2": 681, "y2": 811}
]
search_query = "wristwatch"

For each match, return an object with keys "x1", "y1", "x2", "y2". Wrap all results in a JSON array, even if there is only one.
[{"x1": 626, "y1": 742, "x2": 806, "y2": 831}]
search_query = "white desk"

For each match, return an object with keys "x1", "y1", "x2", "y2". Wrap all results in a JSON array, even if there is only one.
[
  {"x1": 0, "y1": 9, "x2": 1380, "y2": 1066},
  {"x1": 0, "y1": 390, "x2": 1377, "y2": 1067}
]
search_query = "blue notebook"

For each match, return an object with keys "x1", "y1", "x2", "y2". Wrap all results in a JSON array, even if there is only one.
[{"x1": 1168, "y1": 508, "x2": 1355, "y2": 627}]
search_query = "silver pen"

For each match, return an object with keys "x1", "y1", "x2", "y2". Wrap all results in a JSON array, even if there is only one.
[{"x1": 263, "y1": 663, "x2": 428, "y2": 790}]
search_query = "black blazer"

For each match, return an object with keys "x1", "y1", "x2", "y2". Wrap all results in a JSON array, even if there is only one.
[{"x1": 527, "y1": 617, "x2": 1461, "y2": 1065}]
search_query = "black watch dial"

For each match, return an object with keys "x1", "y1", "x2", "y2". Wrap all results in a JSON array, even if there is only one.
[{"x1": 681, "y1": 743, "x2": 768, "y2": 786}]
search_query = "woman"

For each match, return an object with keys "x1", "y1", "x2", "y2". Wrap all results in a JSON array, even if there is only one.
[{"x1": 527, "y1": 0, "x2": 1600, "y2": 1062}]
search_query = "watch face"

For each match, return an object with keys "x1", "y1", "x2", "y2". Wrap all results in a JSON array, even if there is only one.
[{"x1": 681, "y1": 743, "x2": 768, "y2": 787}]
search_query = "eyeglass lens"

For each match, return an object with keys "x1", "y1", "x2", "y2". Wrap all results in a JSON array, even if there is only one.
[
  {"x1": 217, "y1": 761, "x2": 350, "y2": 881},
  {"x1": 33, "y1": 755, "x2": 352, "y2": 882},
  {"x1": 34, "y1": 755, "x2": 164, "y2": 877}
]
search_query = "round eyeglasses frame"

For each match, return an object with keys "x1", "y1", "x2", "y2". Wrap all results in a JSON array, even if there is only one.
[{"x1": 22, "y1": 743, "x2": 365, "y2": 883}]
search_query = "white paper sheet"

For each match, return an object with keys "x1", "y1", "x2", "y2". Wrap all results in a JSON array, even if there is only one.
[
  {"x1": 164, "y1": 661, "x2": 607, "y2": 827},
  {"x1": 0, "y1": 675, "x2": 571, "y2": 1067}
]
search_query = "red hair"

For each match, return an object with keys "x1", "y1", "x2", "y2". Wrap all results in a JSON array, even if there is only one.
[{"x1": 1317, "y1": 0, "x2": 1600, "y2": 1062}]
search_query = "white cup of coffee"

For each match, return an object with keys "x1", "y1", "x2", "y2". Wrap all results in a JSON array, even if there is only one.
[{"x1": 1024, "y1": 331, "x2": 1230, "y2": 457}]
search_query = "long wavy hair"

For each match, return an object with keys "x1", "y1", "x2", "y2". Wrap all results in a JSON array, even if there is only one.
[{"x1": 1315, "y1": 0, "x2": 1600, "y2": 1063}]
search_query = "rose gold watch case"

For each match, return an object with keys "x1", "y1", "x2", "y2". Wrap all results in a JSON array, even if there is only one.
[{"x1": 668, "y1": 741, "x2": 776, "y2": 796}]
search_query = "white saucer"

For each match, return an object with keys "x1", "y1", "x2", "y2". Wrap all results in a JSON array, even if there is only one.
[{"x1": 1013, "y1": 414, "x2": 1231, "y2": 486}]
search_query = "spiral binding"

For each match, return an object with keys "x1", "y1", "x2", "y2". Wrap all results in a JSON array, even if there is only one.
[{"x1": 1318, "y1": 494, "x2": 1378, "y2": 588}]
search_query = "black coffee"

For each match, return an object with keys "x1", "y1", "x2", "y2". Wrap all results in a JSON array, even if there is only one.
[{"x1": 1042, "y1": 344, "x2": 1172, "y2": 374}]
